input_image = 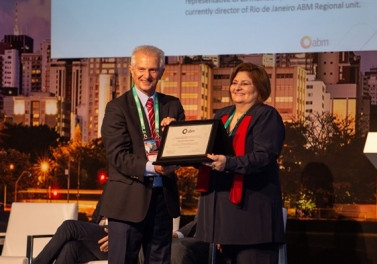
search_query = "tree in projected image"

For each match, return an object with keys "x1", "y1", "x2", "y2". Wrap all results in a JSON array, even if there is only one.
[
  {"x1": 51, "y1": 130, "x2": 107, "y2": 191},
  {"x1": 175, "y1": 166, "x2": 200, "y2": 214},
  {"x1": 280, "y1": 112, "x2": 376, "y2": 216},
  {"x1": 0, "y1": 149, "x2": 33, "y2": 204},
  {"x1": 0, "y1": 123, "x2": 61, "y2": 162}
]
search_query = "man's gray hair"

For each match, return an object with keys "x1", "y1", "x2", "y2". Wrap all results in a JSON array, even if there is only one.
[{"x1": 131, "y1": 45, "x2": 165, "y2": 70}]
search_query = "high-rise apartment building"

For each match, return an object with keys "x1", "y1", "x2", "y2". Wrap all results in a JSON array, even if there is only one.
[
  {"x1": 71, "y1": 60, "x2": 89, "y2": 141},
  {"x1": 317, "y1": 52, "x2": 362, "y2": 133},
  {"x1": 266, "y1": 66, "x2": 307, "y2": 122},
  {"x1": 49, "y1": 59, "x2": 75, "y2": 138},
  {"x1": 3, "y1": 35, "x2": 33, "y2": 55},
  {"x1": 305, "y1": 74, "x2": 331, "y2": 116},
  {"x1": 275, "y1": 53, "x2": 317, "y2": 75},
  {"x1": 2, "y1": 35, "x2": 34, "y2": 93},
  {"x1": 364, "y1": 68, "x2": 377, "y2": 106},
  {"x1": 317, "y1": 52, "x2": 360, "y2": 85},
  {"x1": 211, "y1": 67, "x2": 233, "y2": 116},
  {"x1": 159, "y1": 63, "x2": 212, "y2": 120},
  {"x1": 21, "y1": 52, "x2": 42, "y2": 95},
  {"x1": 40, "y1": 40, "x2": 51, "y2": 93},
  {"x1": 363, "y1": 68, "x2": 377, "y2": 131},
  {"x1": 1, "y1": 49, "x2": 20, "y2": 90},
  {"x1": 0, "y1": 42, "x2": 12, "y2": 89},
  {"x1": 70, "y1": 57, "x2": 131, "y2": 142}
]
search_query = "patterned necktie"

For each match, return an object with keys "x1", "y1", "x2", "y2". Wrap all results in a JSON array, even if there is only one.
[{"x1": 146, "y1": 98, "x2": 156, "y2": 139}]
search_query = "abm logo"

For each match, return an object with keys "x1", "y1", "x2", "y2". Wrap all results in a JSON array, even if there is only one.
[
  {"x1": 182, "y1": 128, "x2": 195, "y2": 134},
  {"x1": 300, "y1": 36, "x2": 329, "y2": 49}
]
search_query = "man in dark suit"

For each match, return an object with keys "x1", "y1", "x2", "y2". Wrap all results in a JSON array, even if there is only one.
[{"x1": 100, "y1": 45, "x2": 185, "y2": 264}]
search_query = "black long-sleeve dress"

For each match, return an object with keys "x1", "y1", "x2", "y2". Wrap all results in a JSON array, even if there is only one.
[{"x1": 196, "y1": 103, "x2": 286, "y2": 245}]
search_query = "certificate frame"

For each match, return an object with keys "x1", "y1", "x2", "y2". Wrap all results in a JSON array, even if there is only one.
[{"x1": 153, "y1": 119, "x2": 234, "y2": 166}]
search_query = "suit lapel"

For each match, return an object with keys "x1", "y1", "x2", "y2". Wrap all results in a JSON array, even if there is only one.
[
  {"x1": 157, "y1": 93, "x2": 171, "y2": 120},
  {"x1": 125, "y1": 91, "x2": 152, "y2": 139}
]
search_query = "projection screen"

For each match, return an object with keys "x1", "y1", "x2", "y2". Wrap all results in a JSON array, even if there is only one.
[{"x1": 51, "y1": 0, "x2": 377, "y2": 58}]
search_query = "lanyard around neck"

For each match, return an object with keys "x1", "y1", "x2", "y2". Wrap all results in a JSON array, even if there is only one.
[
  {"x1": 132, "y1": 85, "x2": 160, "y2": 139},
  {"x1": 224, "y1": 110, "x2": 246, "y2": 136}
]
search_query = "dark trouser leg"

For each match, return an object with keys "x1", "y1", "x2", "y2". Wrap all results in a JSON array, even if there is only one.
[
  {"x1": 33, "y1": 220, "x2": 107, "y2": 264},
  {"x1": 170, "y1": 237, "x2": 209, "y2": 264},
  {"x1": 54, "y1": 239, "x2": 108, "y2": 264},
  {"x1": 142, "y1": 188, "x2": 172, "y2": 264},
  {"x1": 108, "y1": 188, "x2": 172, "y2": 264},
  {"x1": 108, "y1": 218, "x2": 143, "y2": 264},
  {"x1": 54, "y1": 240, "x2": 83, "y2": 264}
]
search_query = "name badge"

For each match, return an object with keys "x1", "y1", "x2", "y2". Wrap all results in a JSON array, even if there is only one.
[{"x1": 144, "y1": 139, "x2": 160, "y2": 162}]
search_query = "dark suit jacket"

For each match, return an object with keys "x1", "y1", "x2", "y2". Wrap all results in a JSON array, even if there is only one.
[{"x1": 100, "y1": 90, "x2": 185, "y2": 223}]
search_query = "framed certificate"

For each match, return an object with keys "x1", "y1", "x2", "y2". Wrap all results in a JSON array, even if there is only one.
[{"x1": 153, "y1": 119, "x2": 234, "y2": 166}]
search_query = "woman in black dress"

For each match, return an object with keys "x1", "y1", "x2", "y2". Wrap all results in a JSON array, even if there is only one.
[{"x1": 196, "y1": 63, "x2": 285, "y2": 264}]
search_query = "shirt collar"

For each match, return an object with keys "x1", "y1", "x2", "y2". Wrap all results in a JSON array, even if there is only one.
[{"x1": 135, "y1": 87, "x2": 155, "y2": 107}]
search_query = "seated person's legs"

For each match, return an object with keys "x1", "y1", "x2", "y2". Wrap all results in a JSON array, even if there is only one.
[
  {"x1": 54, "y1": 240, "x2": 82, "y2": 264},
  {"x1": 171, "y1": 237, "x2": 210, "y2": 264},
  {"x1": 54, "y1": 240, "x2": 108, "y2": 264},
  {"x1": 33, "y1": 220, "x2": 107, "y2": 264}
]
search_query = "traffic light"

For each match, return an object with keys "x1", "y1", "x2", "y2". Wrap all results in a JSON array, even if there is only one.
[
  {"x1": 51, "y1": 189, "x2": 60, "y2": 199},
  {"x1": 49, "y1": 186, "x2": 60, "y2": 199},
  {"x1": 98, "y1": 170, "x2": 108, "y2": 184}
]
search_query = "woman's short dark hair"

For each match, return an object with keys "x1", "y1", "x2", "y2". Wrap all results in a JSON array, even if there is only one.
[{"x1": 230, "y1": 63, "x2": 271, "y2": 102}]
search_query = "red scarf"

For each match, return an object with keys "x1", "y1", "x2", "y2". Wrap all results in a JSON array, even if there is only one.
[{"x1": 196, "y1": 114, "x2": 252, "y2": 204}]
